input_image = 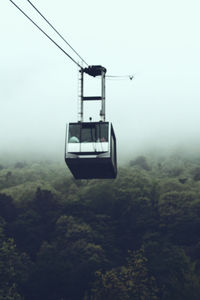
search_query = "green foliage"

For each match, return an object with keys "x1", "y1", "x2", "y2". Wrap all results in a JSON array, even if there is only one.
[
  {"x1": 88, "y1": 248, "x2": 158, "y2": 300},
  {"x1": 0, "y1": 193, "x2": 16, "y2": 222},
  {"x1": 0, "y1": 225, "x2": 31, "y2": 300},
  {"x1": 130, "y1": 156, "x2": 151, "y2": 171},
  {"x1": 0, "y1": 152, "x2": 200, "y2": 299},
  {"x1": 191, "y1": 167, "x2": 200, "y2": 181}
]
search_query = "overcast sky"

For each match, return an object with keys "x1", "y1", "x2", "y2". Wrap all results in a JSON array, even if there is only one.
[{"x1": 1, "y1": 0, "x2": 200, "y2": 159}]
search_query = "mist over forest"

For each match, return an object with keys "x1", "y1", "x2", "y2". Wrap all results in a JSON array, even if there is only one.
[
  {"x1": 1, "y1": 145, "x2": 200, "y2": 299},
  {"x1": 2, "y1": 0, "x2": 200, "y2": 298}
]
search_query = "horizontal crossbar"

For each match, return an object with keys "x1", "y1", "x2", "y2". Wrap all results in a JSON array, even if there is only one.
[{"x1": 82, "y1": 96, "x2": 102, "y2": 101}]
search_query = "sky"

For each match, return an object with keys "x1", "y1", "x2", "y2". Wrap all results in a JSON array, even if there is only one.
[{"x1": 1, "y1": 0, "x2": 200, "y2": 160}]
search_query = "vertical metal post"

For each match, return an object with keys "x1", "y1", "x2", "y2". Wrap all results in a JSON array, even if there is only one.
[
  {"x1": 79, "y1": 68, "x2": 84, "y2": 122},
  {"x1": 100, "y1": 69, "x2": 106, "y2": 121}
]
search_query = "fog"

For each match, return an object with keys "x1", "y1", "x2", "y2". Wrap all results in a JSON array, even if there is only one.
[{"x1": 1, "y1": 0, "x2": 200, "y2": 163}]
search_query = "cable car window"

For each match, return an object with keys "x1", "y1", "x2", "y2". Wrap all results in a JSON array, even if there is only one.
[
  {"x1": 68, "y1": 122, "x2": 109, "y2": 144},
  {"x1": 80, "y1": 123, "x2": 108, "y2": 143},
  {"x1": 68, "y1": 124, "x2": 81, "y2": 143},
  {"x1": 96, "y1": 123, "x2": 108, "y2": 142},
  {"x1": 81, "y1": 125, "x2": 95, "y2": 143}
]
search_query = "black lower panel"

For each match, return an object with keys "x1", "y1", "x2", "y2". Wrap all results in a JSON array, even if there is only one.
[{"x1": 65, "y1": 157, "x2": 117, "y2": 179}]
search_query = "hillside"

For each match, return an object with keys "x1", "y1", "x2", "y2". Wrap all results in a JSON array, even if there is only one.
[{"x1": 0, "y1": 152, "x2": 200, "y2": 299}]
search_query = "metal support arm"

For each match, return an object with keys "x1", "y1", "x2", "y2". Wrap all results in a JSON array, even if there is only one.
[{"x1": 78, "y1": 65, "x2": 106, "y2": 122}]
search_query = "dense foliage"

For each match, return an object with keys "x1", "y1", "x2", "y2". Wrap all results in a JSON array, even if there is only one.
[{"x1": 1, "y1": 152, "x2": 200, "y2": 299}]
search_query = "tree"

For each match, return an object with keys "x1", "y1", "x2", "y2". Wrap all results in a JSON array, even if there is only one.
[
  {"x1": 130, "y1": 156, "x2": 151, "y2": 171},
  {"x1": 87, "y1": 248, "x2": 158, "y2": 300},
  {"x1": 0, "y1": 193, "x2": 16, "y2": 222},
  {"x1": 0, "y1": 222, "x2": 29, "y2": 300},
  {"x1": 29, "y1": 215, "x2": 107, "y2": 300},
  {"x1": 144, "y1": 242, "x2": 200, "y2": 300}
]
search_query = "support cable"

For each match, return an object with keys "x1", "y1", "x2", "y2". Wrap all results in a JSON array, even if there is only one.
[
  {"x1": 26, "y1": 0, "x2": 89, "y2": 67},
  {"x1": 9, "y1": 0, "x2": 83, "y2": 69},
  {"x1": 9, "y1": 0, "x2": 134, "y2": 79}
]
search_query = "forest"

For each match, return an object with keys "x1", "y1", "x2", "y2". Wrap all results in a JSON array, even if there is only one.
[{"x1": 1, "y1": 151, "x2": 200, "y2": 299}]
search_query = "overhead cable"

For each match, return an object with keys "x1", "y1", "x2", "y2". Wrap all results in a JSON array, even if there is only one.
[
  {"x1": 26, "y1": 0, "x2": 88, "y2": 66},
  {"x1": 9, "y1": 0, "x2": 134, "y2": 79},
  {"x1": 9, "y1": 0, "x2": 82, "y2": 69}
]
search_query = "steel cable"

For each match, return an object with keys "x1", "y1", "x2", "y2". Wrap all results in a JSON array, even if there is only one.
[
  {"x1": 9, "y1": 0, "x2": 83, "y2": 69},
  {"x1": 26, "y1": 0, "x2": 89, "y2": 66}
]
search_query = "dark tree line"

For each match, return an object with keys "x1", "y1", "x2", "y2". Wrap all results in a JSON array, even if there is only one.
[{"x1": 1, "y1": 153, "x2": 200, "y2": 299}]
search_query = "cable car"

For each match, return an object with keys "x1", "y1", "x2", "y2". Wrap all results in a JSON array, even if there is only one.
[
  {"x1": 65, "y1": 65, "x2": 117, "y2": 179},
  {"x1": 65, "y1": 121, "x2": 117, "y2": 179}
]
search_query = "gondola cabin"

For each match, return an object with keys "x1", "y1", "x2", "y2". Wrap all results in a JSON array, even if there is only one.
[
  {"x1": 65, "y1": 65, "x2": 117, "y2": 179},
  {"x1": 65, "y1": 121, "x2": 117, "y2": 179}
]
